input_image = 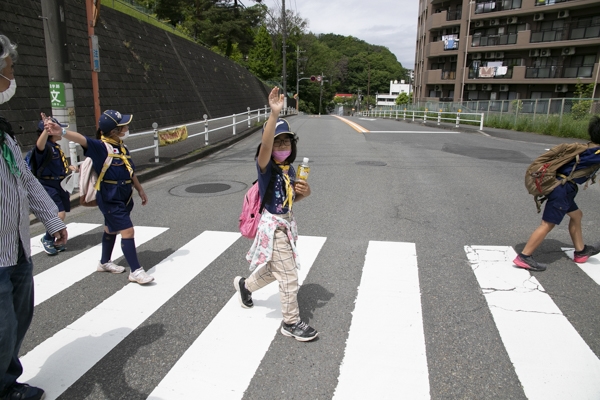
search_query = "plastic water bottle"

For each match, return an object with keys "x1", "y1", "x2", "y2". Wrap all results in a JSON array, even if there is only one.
[{"x1": 297, "y1": 157, "x2": 310, "y2": 182}]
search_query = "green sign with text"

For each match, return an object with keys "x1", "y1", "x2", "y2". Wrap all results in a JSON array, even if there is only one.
[{"x1": 49, "y1": 82, "x2": 66, "y2": 108}]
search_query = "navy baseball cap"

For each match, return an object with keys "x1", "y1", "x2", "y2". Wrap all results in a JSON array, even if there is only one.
[
  {"x1": 98, "y1": 110, "x2": 133, "y2": 133},
  {"x1": 262, "y1": 118, "x2": 296, "y2": 139},
  {"x1": 37, "y1": 117, "x2": 68, "y2": 133}
]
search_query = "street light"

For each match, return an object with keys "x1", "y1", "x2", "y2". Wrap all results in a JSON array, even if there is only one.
[{"x1": 296, "y1": 76, "x2": 311, "y2": 113}]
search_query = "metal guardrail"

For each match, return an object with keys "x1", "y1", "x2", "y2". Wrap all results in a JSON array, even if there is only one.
[
  {"x1": 358, "y1": 109, "x2": 485, "y2": 130},
  {"x1": 66, "y1": 105, "x2": 298, "y2": 188}
]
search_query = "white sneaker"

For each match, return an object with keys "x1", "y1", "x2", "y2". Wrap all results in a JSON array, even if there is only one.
[
  {"x1": 97, "y1": 260, "x2": 125, "y2": 274},
  {"x1": 128, "y1": 268, "x2": 154, "y2": 284}
]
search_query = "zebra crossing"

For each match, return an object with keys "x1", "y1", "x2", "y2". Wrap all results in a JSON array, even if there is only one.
[{"x1": 22, "y1": 223, "x2": 600, "y2": 399}]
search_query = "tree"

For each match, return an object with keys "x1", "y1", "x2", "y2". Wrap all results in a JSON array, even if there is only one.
[
  {"x1": 395, "y1": 92, "x2": 412, "y2": 105},
  {"x1": 248, "y1": 26, "x2": 277, "y2": 80}
]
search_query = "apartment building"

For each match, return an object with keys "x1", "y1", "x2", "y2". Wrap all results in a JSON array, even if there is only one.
[{"x1": 413, "y1": 0, "x2": 600, "y2": 103}]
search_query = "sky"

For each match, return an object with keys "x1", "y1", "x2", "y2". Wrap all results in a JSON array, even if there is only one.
[{"x1": 260, "y1": 0, "x2": 418, "y2": 70}]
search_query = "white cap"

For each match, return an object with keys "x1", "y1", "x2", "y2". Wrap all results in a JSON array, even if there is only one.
[{"x1": 303, "y1": 157, "x2": 309, "y2": 163}]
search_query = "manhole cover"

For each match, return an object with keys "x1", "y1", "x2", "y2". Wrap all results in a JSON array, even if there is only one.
[
  {"x1": 170, "y1": 181, "x2": 247, "y2": 198},
  {"x1": 356, "y1": 161, "x2": 387, "y2": 166},
  {"x1": 186, "y1": 183, "x2": 231, "y2": 194}
]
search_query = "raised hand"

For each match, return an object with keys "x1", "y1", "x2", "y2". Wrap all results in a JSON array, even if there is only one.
[{"x1": 268, "y1": 87, "x2": 284, "y2": 114}]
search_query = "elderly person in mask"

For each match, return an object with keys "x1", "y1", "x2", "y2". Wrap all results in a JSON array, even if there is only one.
[{"x1": 0, "y1": 34, "x2": 68, "y2": 400}]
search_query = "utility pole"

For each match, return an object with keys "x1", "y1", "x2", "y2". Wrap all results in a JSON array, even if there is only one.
[
  {"x1": 281, "y1": 0, "x2": 287, "y2": 111},
  {"x1": 41, "y1": 0, "x2": 77, "y2": 155},
  {"x1": 86, "y1": 0, "x2": 101, "y2": 126}
]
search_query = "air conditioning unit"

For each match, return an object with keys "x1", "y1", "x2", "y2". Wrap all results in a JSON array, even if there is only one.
[
  {"x1": 529, "y1": 49, "x2": 540, "y2": 57},
  {"x1": 562, "y1": 47, "x2": 576, "y2": 55},
  {"x1": 534, "y1": 13, "x2": 544, "y2": 21},
  {"x1": 507, "y1": 17, "x2": 518, "y2": 24},
  {"x1": 434, "y1": 85, "x2": 442, "y2": 92},
  {"x1": 555, "y1": 84, "x2": 568, "y2": 93},
  {"x1": 489, "y1": 19, "x2": 500, "y2": 26},
  {"x1": 558, "y1": 10, "x2": 569, "y2": 18},
  {"x1": 472, "y1": 53, "x2": 482, "y2": 60},
  {"x1": 449, "y1": 56, "x2": 458, "y2": 62},
  {"x1": 452, "y1": 26, "x2": 460, "y2": 34},
  {"x1": 540, "y1": 48, "x2": 551, "y2": 57},
  {"x1": 482, "y1": 84, "x2": 492, "y2": 91},
  {"x1": 495, "y1": 52, "x2": 505, "y2": 58},
  {"x1": 485, "y1": 52, "x2": 495, "y2": 59},
  {"x1": 467, "y1": 84, "x2": 477, "y2": 90},
  {"x1": 499, "y1": 85, "x2": 509, "y2": 92},
  {"x1": 474, "y1": 21, "x2": 484, "y2": 28}
]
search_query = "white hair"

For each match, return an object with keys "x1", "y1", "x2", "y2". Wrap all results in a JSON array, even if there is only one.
[{"x1": 0, "y1": 35, "x2": 18, "y2": 71}]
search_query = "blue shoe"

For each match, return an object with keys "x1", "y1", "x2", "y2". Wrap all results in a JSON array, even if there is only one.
[
  {"x1": 40, "y1": 237, "x2": 58, "y2": 255},
  {"x1": 54, "y1": 243, "x2": 66, "y2": 252}
]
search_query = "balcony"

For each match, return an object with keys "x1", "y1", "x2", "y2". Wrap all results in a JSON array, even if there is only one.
[
  {"x1": 535, "y1": 0, "x2": 573, "y2": 6},
  {"x1": 472, "y1": 33, "x2": 518, "y2": 47},
  {"x1": 530, "y1": 21, "x2": 600, "y2": 43},
  {"x1": 442, "y1": 71, "x2": 457, "y2": 80},
  {"x1": 468, "y1": 67, "x2": 514, "y2": 79},
  {"x1": 446, "y1": 10, "x2": 462, "y2": 21},
  {"x1": 474, "y1": 0, "x2": 522, "y2": 14},
  {"x1": 525, "y1": 65, "x2": 595, "y2": 78}
]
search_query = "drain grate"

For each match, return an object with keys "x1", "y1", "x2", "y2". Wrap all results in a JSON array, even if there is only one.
[
  {"x1": 356, "y1": 161, "x2": 387, "y2": 167},
  {"x1": 170, "y1": 181, "x2": 247, "y2": 198}
]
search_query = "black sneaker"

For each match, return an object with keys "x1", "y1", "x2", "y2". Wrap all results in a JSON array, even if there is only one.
[
  {"x1": 2, "y1": 383, "x2": 45, "y2": 400},
  {"x1": 281, "y1": 320, "x2": 319, "y2": 342},
  {"x1": 513, "y1": 254, "x2": 547, "y2": 272},
  {"x1": 573, "y1": 245, "x2": 600, "y2": 263},
  {"x1": 233, "y1": 276, "x2": 253, "y2": 308}
]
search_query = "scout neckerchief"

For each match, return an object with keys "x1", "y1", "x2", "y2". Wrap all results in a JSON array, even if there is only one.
[
  {"x1": 101, "y1": 136, "x2": 133, "y2": 177},
  {"x1": 53, "y1": 142, "x2": 69, "y2": 174},
  {"x1": 276, "y1": 163, "x2": 293, "y2": 211},
  {"x1": 0, "y1": 129, "x2": 20, "y2": 177}
]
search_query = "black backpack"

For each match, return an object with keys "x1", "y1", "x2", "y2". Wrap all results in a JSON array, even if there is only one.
[{"x1": 24, "y1": 146, "x2": 52, "y2": 178}]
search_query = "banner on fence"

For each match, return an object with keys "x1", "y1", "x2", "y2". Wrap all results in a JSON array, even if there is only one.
[{"x1": 158, "y1": 126, "x2": 188, "y2": 146}]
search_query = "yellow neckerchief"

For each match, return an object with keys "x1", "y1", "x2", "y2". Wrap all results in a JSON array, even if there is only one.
[
  {"x1": 101, "y1": 136, "x2": 133, "y2": 177},
  {"x1": 277, "y1": 163, "x2": 293, "y2": 211},
  {"x1": 53, "y1": 142, "x2": 69, "y2": 174}
]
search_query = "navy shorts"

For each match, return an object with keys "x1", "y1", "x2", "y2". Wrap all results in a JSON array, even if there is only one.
[
  {"x1": 542, "y1": 183, "x2": 578, "y2": 225},
  {"x1": 97, "y1": 182, "x2": 134, "y2": 233},
  {"x1": 41, "y1": 180, "x2": 71, "y2": 212}
]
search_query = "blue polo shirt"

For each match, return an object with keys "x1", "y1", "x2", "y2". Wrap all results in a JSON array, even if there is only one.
[
  {"x1": 257, "y1": 160, "x2": 296, "y2": 215},
  {"x1": 35, "y1": 141, "x2": 68, "y2": 178},
  {"x1": 557, "y1": 146, "x2": 600, "y2": 184},
  {"x1": 84, "y1": 137, "x2": 135, "y2": 182}
]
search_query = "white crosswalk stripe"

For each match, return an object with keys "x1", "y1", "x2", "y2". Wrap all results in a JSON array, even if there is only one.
[
  {"x1": 561, "y1": 247, "x2": 600, "y2": 285},
  {"x1": 18, "y1": 229, "x2": 600, "y2": 399},
  {"x1": 30, "y1": 222, "x2": 101, "y2": 256},
  {"x1": 466, "y1": 245, "x2": 600, "y2": 399}
]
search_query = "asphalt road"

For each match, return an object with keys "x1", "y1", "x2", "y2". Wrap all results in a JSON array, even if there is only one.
[{"x1": 24, "y1": 115, "x2": 600, "y2": 399}]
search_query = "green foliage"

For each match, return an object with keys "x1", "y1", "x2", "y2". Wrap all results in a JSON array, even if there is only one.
[
  {"x1": 571, "y1": 80, "x2": 595, "y2": 120},
  {"x1": 395, "y1": 92, "x2": 412, "y2": 105},
  {"x1": 247, "y1": 26, "x2": 277, "y2": 81}
]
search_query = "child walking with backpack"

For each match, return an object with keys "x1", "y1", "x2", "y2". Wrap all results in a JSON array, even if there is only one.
[
  {"x1": 234, "y1": 87, "x2": 318, "y2": 341},
  {"x1": 514, "y1": 115, "x2": 600, "y2": 271},
  {"x1": 33, "y1": 117, "x2": 78, "y2": 255},
  {"x1": 43, "y1": 110, "x2": 154, "y2": 284}
]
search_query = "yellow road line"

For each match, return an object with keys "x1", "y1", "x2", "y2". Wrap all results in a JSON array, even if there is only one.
[{"x1": 332, "y1": 115, "x2": 370, "y2": 133}]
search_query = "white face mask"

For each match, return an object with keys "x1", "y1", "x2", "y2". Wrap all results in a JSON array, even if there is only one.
[
  {"x1": 120, "y1": 129, "x2": 130, "y2": 140},
  {"x1": 0, "y1": 74, "x2": 16, "y2": 104}
]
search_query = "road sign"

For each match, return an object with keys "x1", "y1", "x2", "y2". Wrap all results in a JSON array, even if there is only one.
[
  {"x1": 317, "y1": 75, "x2": 322, "y2": 82},
  {"x1": 310, "y1": 75, "x2": 316, "y2": 82},
  {"x1": 49, "y1": 82, "x2": 66, "y2": 108}
]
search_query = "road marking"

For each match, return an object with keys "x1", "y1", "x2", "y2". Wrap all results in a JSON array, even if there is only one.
[
  {"x1": 332, "y1": 115, "x2": 369, "y2": 133},
  {"x1": 21, "y1": 231, "x2": 241, "y2": 400},
  {"x1": 33, "y1": 226, "x2": 169, "y2": 306},
  {"x1": 30, "y1": 222, "x2": 101, "y2": 256},
  {"x1": 367, "y1": 130, "x2": 459, "y2": 134},
  {"x1": 333, "y1": 241, "x2": 430, "y2": 399},
  {"x1": 465, "y1": 245, "x2": 600, "y2": 399},
  {"x1": 148, "y1": 235, "x2": 327, "y2": 400},
  {"x1": 358, "y1": 118, "x2": 376, "y2": 121},
  {"x1": 562, "y1": 247, "x2": 600, "y2": 285}
]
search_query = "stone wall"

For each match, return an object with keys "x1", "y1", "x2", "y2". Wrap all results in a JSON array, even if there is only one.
[{"x1": 0, "y1": 0, "x2": 270, "y2": 145}]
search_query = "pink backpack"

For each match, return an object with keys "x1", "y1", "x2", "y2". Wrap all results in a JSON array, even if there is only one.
[
  {"x1": 239, "y1": 182, "x2": 262, "y2": 239},
  {"x1": 239, "y1": 164, "x2": 281, "y2": 239}
]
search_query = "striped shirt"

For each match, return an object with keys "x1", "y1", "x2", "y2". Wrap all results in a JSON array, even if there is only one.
[{"x1": 0, "y1": 133, "x2": 65, "y2": 267}]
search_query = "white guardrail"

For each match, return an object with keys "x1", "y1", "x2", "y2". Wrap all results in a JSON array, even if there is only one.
[
  {"x1": 67, "y1": 106, "x2": 299, "y2": 166},
  {"x1": 358, "y1": 109, "x2": 485, "y2": 130}
]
